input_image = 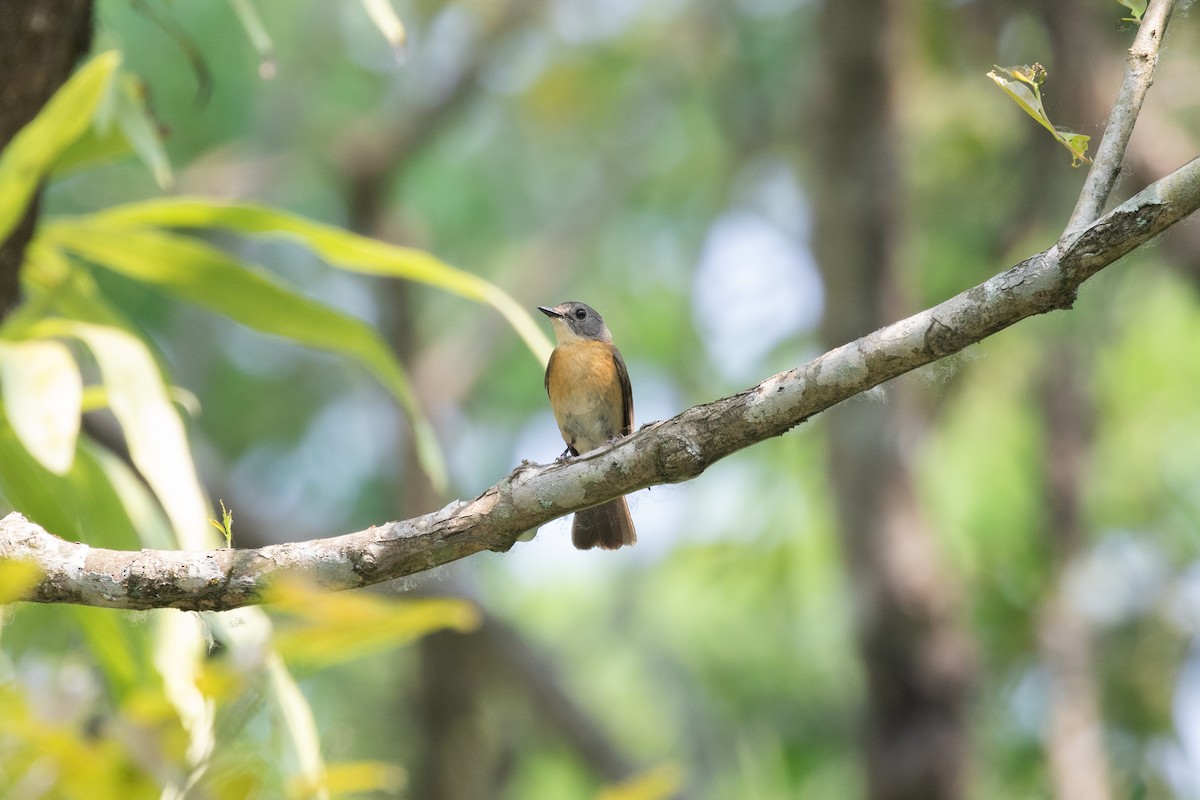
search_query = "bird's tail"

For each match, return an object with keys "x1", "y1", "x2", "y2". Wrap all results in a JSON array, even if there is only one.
[{"x1": 572, "y1": 497, "x2": 636, "y2": 550}]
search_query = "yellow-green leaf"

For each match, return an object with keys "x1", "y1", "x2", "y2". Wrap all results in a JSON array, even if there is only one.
[
  {"x1": 0, "y1": 51, "x2": 121, "y2": 242},
  {"x1": 112, "y1": 74, "x2": 173, "y2": 189},
  {"x1": 1117, "y1": 0, "x2": 1147, "y2": 23},
  {"x1": 51, "y1": 71, "x2": 173, "y2": 187},
  {"x1": 0, "y1": 560, "x2": 42, "y2": 605},
  {"x1": 987, "y1": 64, "x2": 1091, "y2": 167},
  {"x1": 0, "y1": 338, "x2": 82, "y2": 474},
  {"x1": 227, "y1": 0, "x2": 278, "y2": 78},
  {"x1": 43, "y1": 220, "x2": 447, "y2": 491},
  {"x1": 286, "y1": 760, "x2": 407, "y2": 799},
  {"x1": 36, "y1": 319, "x2": 213, "y2": 549},
  {"x1": 597, "y1": 764, "x2": 685, "y2": 800},
  {"x1": 84, "y1": 198, "x2": 554, "y2": 364},
  {"x1": 359, "y1": 0, "x2": 408, "y2": 58},
  {"x1": 267, "y1": 652, "x2": 327, "y2": 800},
  {"x1": 267, "y1": 577, "x2": 480, "y2": 669}
]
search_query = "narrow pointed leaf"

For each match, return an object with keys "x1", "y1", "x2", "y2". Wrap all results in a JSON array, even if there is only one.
[
  {"x1": 266, "y1": 577, "x2": 480, "y2": 668},
  {"x1": 360, "y1": 0, "x2": 408, "y2": 58},
  {"x1": 0, "y1": 51, "x2": 121, "y2": 242},
  {"x1": 227, "y1": 0, "x2": 278, "y2": 78},
  {"x1": 87, "y1": 198, "x2": 554, "y2": 364},
  {"x1": 43, "y1": 220, "x2": 446, "y2": 490},
  {"x1": 988, "y1": 65, "x2": 1091, "y2": 167},
  {"x1": 0, "y1": 339, "x2": 82, "y2": 474},
  {"x1": 113, "y1": 74, "x2": 174, "y2": 189},
  {"x1": 42, "y1": 320, "x2": 212, "y2": 548}
]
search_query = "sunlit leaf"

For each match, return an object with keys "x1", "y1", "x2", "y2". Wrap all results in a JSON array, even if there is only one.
[
  {"x1": 154, "y1": 611, "x2": 216, "y2": 779},
  {"x1": 0, "y1": 338, "x2": 82, "y2": 474},
  {"x1": 0, "y1": 559, "x2": 42, "y2": 605},
  {"x1": 267, "y1": 576, "x2": 480, "y2": 668},
  {"x1": 286, "y1": 760, "x2": 407, "y2": 799},
  {"x1": 73, "y1": 605, "x2": 146, "y2": 696},
  {"x1": 987, "y1": 64, "x2": 1091, "y2": 167},
  {"x1": 22, "y1": 239, "x2": 157, "y2": 333},
  {"x1": 84, "y1": 198, "x2": 554, "y2": 364},
  {"x1": 194, "y1": 657, "x2": 246, "y2": 703},
  {"x1": 0, "y1": 682, "x2": 161, "y2": 799},
  {"x1": 112, "y1": 73, "x2": 174, "y2": 188},
  {"x1": 1117, "y1": 0, "x2": 1147, "y2": 23},
  {"x1": 0, "y1": 51, "x2": 121, "y2": 242},
  {"x1": 359, "y1": 0, "x2": 408, "y2": 59},
  {"x1": 597, "y1": 764, "x2": 685, "y2": 800},
  {"x1": 267, "y1": 652, "x2": 328, "y2": 800},
  {"x1": 227, "y1": 0, "x2": 278, "y2": 78},
  {"x1": 49, "y1": 62, "x2": 171, "y2": 186},
  {"x1": 35, "y1": 319, "x2": 213, "y2": 549},
  {"x1": 209, "y1": 498, "x2": 233, "y2": 547},
  {"x1": 88, "y1": 439, "x2": 175, "y2": 550},
  {"x1": 0, "y1": 420, "x2": 144, "y2": 551},
  {"x1": 42, "y1": 220, "x2": 448, "y2": 492},
  {"x1": 51, "y1": 116, "x2": 134, "y2": 178},
  {"x1": 204, "y1": 604, "x2": 330, "y2": 800}
]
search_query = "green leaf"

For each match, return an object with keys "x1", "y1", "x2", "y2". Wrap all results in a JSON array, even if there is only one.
[
  {"x1": 266, "y1": 652, "x2": 327, "y2": 800},
  {"x1": 42, "y1": 219, "x2": 447, "y2": 491},
  {"x1": 0, "y1": 418, "x2": 143, "y2": 551},
  {"x1": 287, "y1": 761, "x2": 407, "y2": 798},
  {"x1": 598, "y1": 764, "x2": 685, "y2": 800},
  {"x1": 987, "y1": 64, "x2": 1091, "y2": 167},
  {"x1": 52, "y1": 72, "x2": 174, "y2": 188},
  {"x1": 84, "y1": 198, "x2": 554, "y2": 364},
  {"x1": 209, "y1": 498, "x2": 233, "y2": 547},
  {"x1": 88, "y1": 438, "x2": 176, "y2": 550},
  {"x1": 0, "y1": 560, "x2": 42, "y2": 606},
  {"x1": 226, "y1": 0, "x2": 278, "y2": 79},
  {"x1": 266, "y1": 576, "x2": 480, "y2": 669},
  {"x1": 35, "y1": 319, "x2": 214, "y2": 549},
  {"x1": 22, "y1": 239, "x2": 154, "y2": 332},
  {"x1": 50, "y1": 117, "x2": 134, "y2": 179},
  {"x1": 0, "y1": 51, "x2": 121, "y2": 242},
  {"x1": 112, "y1": 74, "x2": 174, "y2": 189},
  {"x1": 1117, "y1": 0, "x2": 1147, "y2": 23},
  {"x1": 0, "y1": 338, "x2": 82, "y2": 474},
  {"x1": 359, "y1": 0, "x2": 408, "y2": 59}
]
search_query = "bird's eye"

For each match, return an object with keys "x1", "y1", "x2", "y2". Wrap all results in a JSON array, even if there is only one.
[{"x1": 574, "y1": 308, "x2": 587, "y2": 320}]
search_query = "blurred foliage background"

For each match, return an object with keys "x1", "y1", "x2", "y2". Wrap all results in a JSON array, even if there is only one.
[{"x1": 2, "y1": 0, "x2": 1200, "y2": 798}]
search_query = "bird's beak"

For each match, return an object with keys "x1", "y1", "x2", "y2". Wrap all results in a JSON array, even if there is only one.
[{"x1": 538, "y1": 305, "x2": 563, "y2": 319}]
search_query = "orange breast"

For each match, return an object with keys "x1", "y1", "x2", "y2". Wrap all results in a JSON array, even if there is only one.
[{"x1": 546, "y1": 340, "x2": 625, "y2": 453}]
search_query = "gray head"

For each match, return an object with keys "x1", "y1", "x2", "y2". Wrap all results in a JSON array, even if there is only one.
[{"x1": 537, "y1": 301, "x2": 612, "y2": 344}]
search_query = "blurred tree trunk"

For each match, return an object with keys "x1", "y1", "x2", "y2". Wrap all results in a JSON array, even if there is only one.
[
  {"x1": 344, "y1": 171, "x2": 502, "y2": 800},
  {"x1": 339, "y1": 37, "x2": 641, "y2": 786},
  {"x1": 0, "y1": 0, "x2": 93, "y2": 320},
  {"x1": 1037, "y1": 340, "x2": 1112, "y2": 800},
  {"x1": 809, "y1": 1, "x2": 974, "y2": 798},
  {"x1": 1032, "y1": 4, "x2": 1115, "y2": 795}
]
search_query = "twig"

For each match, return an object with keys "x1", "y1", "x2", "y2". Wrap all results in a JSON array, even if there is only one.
[
  {"x1": 1063, "y1": 0, "x2": 1177, "y2": 237},
  {"x1": 2, "y1": 156, "x2": 1199, "y2": 611}
]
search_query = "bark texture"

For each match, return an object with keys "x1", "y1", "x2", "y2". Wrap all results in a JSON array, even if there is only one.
[
  {"x1": 1, "y1": 154, "x2": 1198, "y2": 611},
  {"x1": 0, "y1": 0, "x2": 94, "y2": 320}
]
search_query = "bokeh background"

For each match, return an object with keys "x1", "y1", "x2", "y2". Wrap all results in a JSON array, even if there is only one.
[{"x1": 3, "y1": 0, "x2": 1200, "y2": 798}]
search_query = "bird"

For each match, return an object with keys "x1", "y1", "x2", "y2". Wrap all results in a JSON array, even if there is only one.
[{"x1": 538, "y1": 301, "x2": 637, "y2": 550}]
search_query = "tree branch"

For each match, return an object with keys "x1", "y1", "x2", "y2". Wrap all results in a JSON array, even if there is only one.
[
  {"x1": 2, "y1": 156, "x2": 1199, "y2": 611},
  {"x1": 1063, "y1": 0, "x2": 1176, "y2": 237}
]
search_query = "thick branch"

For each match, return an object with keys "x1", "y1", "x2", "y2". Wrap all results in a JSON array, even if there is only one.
[{"x1": 2, "y1": 157, "x2": 1199, "y2": 611}]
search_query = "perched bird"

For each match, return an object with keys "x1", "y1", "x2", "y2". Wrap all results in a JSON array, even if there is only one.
[{"x1": 538, "y1": 301, "x2": 636, "y2": 550}]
